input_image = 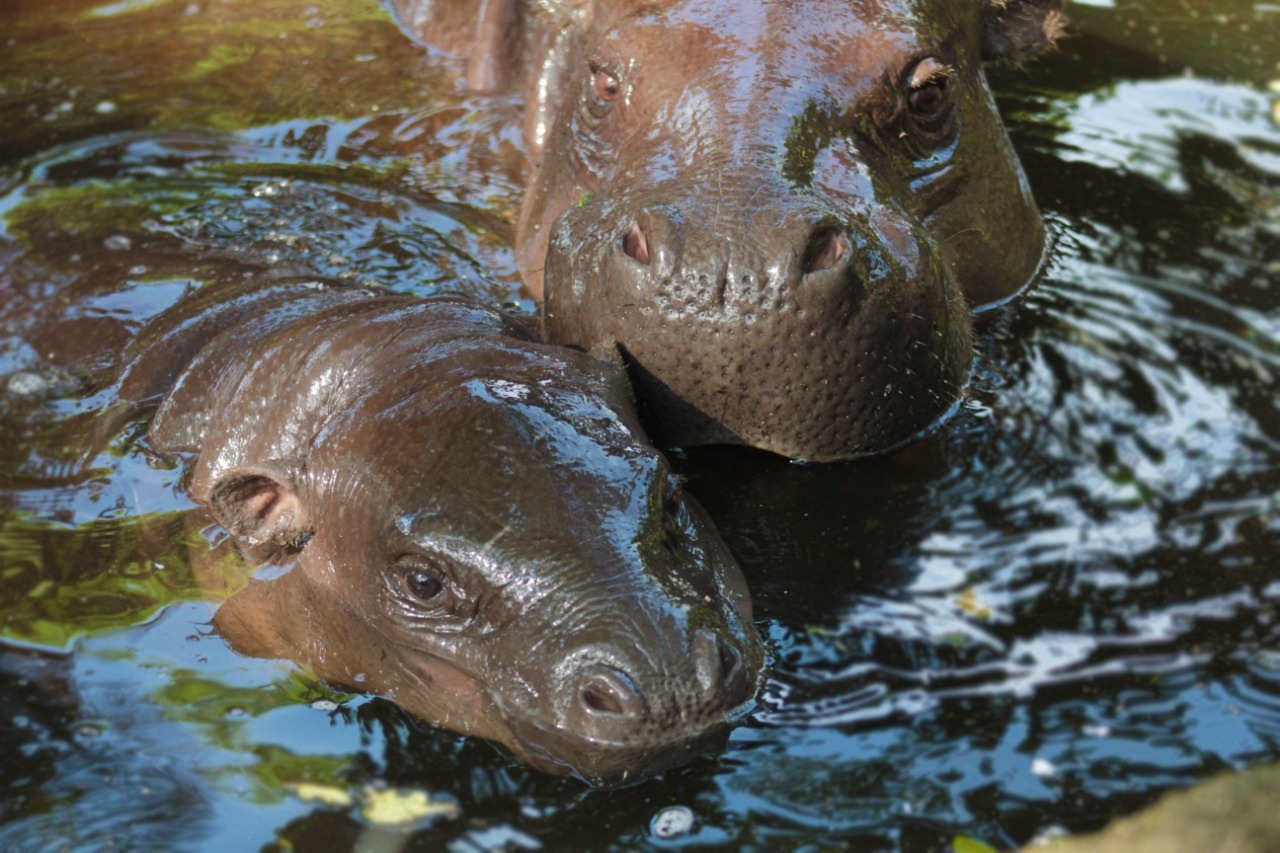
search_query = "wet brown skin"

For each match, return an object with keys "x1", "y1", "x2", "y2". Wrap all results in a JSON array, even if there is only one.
[
  {"x1": 391, "y1": 0, "x2": 1064, "y2": 460},
  {"x1": 20, "y1": 274, "x2": 763, "y2": 785}
]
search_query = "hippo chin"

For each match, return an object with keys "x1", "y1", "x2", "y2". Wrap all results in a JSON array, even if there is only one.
[
  {"x1": 391, "y1": 0, "x2": 1063, "y2": 461},
  {"x1": 33, "y1": 274, "x2": 761, "y2": 785}
]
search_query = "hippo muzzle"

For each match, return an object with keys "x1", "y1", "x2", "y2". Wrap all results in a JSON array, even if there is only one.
[
  {"x1": 544, "y1": 177, "x2": 975, "y2": 460},
  {"x1": 497, "y1": 617, "x2": 756, "y2": 783}
]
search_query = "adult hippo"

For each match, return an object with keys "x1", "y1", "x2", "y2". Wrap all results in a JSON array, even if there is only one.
[
  {"x1": 16, "y1": 272, "x2": 762, "y2": 785},
  {"x1": 391, "y1": 0, "x2": 1064, "y2": 460}
]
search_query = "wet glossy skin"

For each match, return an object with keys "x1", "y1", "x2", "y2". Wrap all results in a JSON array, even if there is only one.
[
  {"x1": 392, "y1": 0, "x2": 1062, "y2": 460},
  {"x1": 40, "y1": 276, "x2": 763, "y2": 784}
]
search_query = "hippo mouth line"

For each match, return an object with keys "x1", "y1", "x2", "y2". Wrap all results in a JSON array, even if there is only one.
[
  {"x1": 501, "y1": 709, "x2": 740, "y2": 784},
  {"x1": 387, "y1": 637, "x2": 756, "y2": 781},
  {"x1": 500, "y1": 688, "x2": 758, "y2": 748}
]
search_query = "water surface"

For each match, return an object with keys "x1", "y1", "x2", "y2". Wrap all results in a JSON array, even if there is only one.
[{"x1": 1, "y1": 1, "x2": 1278, "y2": 850}]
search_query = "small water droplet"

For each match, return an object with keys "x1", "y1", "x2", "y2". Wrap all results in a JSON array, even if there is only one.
[{"x1": 103, "y1": 234, "x2": 132, "y2": 251}]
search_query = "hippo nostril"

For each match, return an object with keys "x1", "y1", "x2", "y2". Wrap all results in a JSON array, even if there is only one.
[
  {"x1": 579, "y1": 665, "x2": 645, "y2": 717},
  {"x1": 623, "y1": 223, "x2": 651, "y2": 266},
  {"x1": 802, "y1": 228, "x2": 849, "y2": 275},
  {"x1": 719, "y1": 641, "x2": 741, "y2": 682},
  {"x1": 582, "y1": 683, "x2": 623, "y2": 714},
  {"x1": 695, "y1": 629, "x2": 742, "y2": 692}
]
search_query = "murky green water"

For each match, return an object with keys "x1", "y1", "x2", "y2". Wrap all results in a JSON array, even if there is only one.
[{"x1": 1, "y1": 0, "x2": 1278, "y2": 850}]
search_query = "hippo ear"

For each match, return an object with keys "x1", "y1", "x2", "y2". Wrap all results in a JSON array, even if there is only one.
[
  {"x1": 207, "y1": 460, "x2": 311, "y2": 550},
  {"x1": 982, "y1": 0, "x2": 1068, "y2": 63}
]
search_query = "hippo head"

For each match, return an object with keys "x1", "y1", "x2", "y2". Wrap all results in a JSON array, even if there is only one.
[
  {"x1": 194, "y1": 305, "x2": 762, "y2": 784},
  {"x1": 521, "y1": 0, "x2": 1063, "y2": 461}
]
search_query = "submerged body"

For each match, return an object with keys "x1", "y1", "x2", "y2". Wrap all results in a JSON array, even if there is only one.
[
  {"x1": 21, "y1": 273, "x2": 762, "y2": 784},
  {"x1": 391, "y1": 0, "x2": 1063, "y2": 460}
]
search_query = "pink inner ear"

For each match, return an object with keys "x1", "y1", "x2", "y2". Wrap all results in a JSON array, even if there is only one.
[
  {"x1": 242, "y1": 482, "x2": 282, "y2": 519},
  {"x1": 210, "y1": 468, "x2": 306, "y2": 544}
]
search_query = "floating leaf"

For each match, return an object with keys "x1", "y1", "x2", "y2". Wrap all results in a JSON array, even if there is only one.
[
  {"x1": 292, "y1": 783, "x2": 353, "y2": 808},
  {"x1": 360, "y1": 788, "x2": 460, "y2": 826},
  {"x1": 952, "y1": 836, "x2": 999, "y2": 853},
  {"x1": 955, "y1": 587, "x2": 993, "y2": 621}
]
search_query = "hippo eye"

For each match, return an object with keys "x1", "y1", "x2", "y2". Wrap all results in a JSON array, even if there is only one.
[
  {"x1": 406, "y1": 570, "x2": 442, "y2": 600},
  {"x1": 593, "y1": 69, "x2": 622, "y2": 102},
  {"x1": 403, "y1": 567, "x2": 444, "y2": 602},
  {"x1": 909, "y1": 81, "x2": 946, "y2": 116},
  {"x1": 906, "y1": 57, "x2": 951, "y2": 119}
]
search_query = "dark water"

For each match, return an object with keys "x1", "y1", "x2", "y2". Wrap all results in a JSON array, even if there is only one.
[{"x1": 1, "y1": 1, "x2": 1278, "y2": 850}]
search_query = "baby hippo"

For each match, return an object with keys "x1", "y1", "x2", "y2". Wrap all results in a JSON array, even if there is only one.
[{"x1": 111, "y1": 279, "x2": 763, "y2": 784}]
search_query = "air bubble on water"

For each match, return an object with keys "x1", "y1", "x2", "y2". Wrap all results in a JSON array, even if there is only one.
[
  {"x1": 104, "y1": 234, "x2": 132, "y2": 251},
  {"x1": 651, "y1": 805, "x2": 695, "y2": 839},
  {"x1": 1031, "y1": 758, "x2": 1057, "y2": 777},
  {"x1": 311, "y1": 699, "x2": 339, "y2": 712}
]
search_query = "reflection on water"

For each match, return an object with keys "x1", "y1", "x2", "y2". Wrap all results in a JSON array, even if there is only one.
[{"x1": 1, "y1": 0, "x2": 1279, "y2": 850}]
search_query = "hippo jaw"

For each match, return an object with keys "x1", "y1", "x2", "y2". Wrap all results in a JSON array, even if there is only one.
[
  {"x1": 502, "y1": 704, "x2": 740, "y2": 785},
  {"x1": 521, "y1": 0, "x2": 1062, "y2": 461}
]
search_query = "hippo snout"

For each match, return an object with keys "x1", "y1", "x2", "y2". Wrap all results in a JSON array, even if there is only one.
[
  {"x1": 505, "y1": 621, "x2": 758, "y2": 784},
  {"x1": 564, "y1": 629, "x2": 748, "y2": 744},
  {"x1": 544, "y1": 190, "x2": 975, "y2": 461}
]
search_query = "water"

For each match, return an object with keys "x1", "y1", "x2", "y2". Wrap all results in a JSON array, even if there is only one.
[{"x1": 1, "y1": 0, "x2": 1278, "y2": 850}]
